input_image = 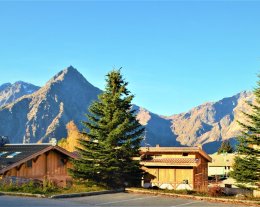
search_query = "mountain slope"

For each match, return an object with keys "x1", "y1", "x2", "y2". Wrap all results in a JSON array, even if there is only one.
[
  {"x1": 134, "y1": 91, "x2": 253, "y2": 153},
  {"x1": 170, "y1": 91, "x2": 252, "y2": 148},
  {"x1": 0, "y1": 83, "x2": 11, "y2": 92},
  {"x1": 0, "y1": 66, "x2": 253, "y2": 153},
  {"x1": 135, "y1": 106, "x2": 180, "y2": 147},
  {"x1": 0, "y1": 81, "x2": 39, "y2": 107},
  {"x1": 0, "y1": 66, "x2": 101, "y2": 143}
]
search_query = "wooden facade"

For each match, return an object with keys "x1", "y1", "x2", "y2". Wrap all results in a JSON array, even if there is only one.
[
  {"x1": 0, "y1": 144, "x2": 77, "y2": 187},
  {"x1": 140, "y1": 146, "x2": 212, "y2": 192}
]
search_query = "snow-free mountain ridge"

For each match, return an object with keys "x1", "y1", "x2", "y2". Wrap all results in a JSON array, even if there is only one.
[
  {"x1": 0, "y1": 66, "x2": 253, "y2": 153},
  {"x1": 0, "y1": 81, "x2": 40, "y2": 107}
]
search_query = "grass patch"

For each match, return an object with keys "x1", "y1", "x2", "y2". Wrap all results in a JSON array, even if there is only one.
[
  {"x1": 0, "y1": 180, "x2": 56, "y2": 195},
  {"x1": 0, "y1": 180, "x2": 107, "y2": 196},
  {"x1": 57, "y1": 181, "x2": 107, "y2": 195}
]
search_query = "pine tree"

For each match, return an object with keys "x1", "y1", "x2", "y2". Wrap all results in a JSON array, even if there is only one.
[
  {"x1": 217, "y1": 140, "x2": 234, "y2": 154},
  {"x1": 70, "y1": 69, "x2": 144, "y2": 188},
  {"x1": 230, "y1": 76, "x2": 260, "y2": 187}
]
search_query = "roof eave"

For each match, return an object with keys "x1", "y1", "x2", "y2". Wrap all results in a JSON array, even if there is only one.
[
  {"x1": 140, "y1": 147, "x2": 212, "y2": 162},
  {"x1": 140, "y1": 162, "x2": 198, "y2": 167},
  {"x1": 0, "y1": 146, "x2": 77, "y2": 175}
]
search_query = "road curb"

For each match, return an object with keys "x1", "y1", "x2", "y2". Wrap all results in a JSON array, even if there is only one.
[
  {"x1": 50, "y1": 188, "x2": 125, "y2": 199},
  {"x1": 125, "y1": 188, "x2": 260, "y2": 206},
  {"x1": 0, "y1": 191, "x2": 45, "y2": 198}
]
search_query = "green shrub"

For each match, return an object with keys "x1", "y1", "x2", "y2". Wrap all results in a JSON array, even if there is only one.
[
  {"x1": 0, "y1": 179, "x2": 58, "y2": 195},
  {"x1": 0, "y1": 178, "x2": 106, "y2": 195},
  {"x1": 42, "y1": 179, "x2": 58, "y2": 194}
]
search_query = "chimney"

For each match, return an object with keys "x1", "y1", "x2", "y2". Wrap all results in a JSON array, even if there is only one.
[{"x1": 156, "y1": 144, "x2": 160, "y2": 148}]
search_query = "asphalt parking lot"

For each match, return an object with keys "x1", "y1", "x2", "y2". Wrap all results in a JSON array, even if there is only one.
[{"x1": 0, "y1": 192, "x2": 256, "y2": 207}]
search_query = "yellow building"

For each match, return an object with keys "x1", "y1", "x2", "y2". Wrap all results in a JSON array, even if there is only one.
[
  {"x1": 140, "y1": 146, "x2": 212, "y2": 192},
  {"x1": 208, "y1": 153, "x2": 236, "y2": 177}
]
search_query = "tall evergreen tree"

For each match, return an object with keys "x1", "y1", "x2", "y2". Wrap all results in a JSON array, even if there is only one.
[
  {"x1": 70, "y1": 69, "x2": 144, "y2": 188},
  {"x1": 230, "y1": 75, "x2": 260, "y2": 187},
  {"x1": 217, "y1": 140, "x2": 234, "y2": 154}
]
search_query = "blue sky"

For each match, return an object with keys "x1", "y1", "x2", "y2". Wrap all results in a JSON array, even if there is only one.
[{"x1": 0, "y1": 1, "x2": 259, "y2": 115}]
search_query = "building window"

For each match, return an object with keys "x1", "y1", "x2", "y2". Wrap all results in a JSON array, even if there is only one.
[
  {"x1": 58, "y1": 158, "x2": 67, "y2": 167},
  {"x1": 182, "y1": 153, "x2": 188, "y2": 156},
  {"x1": 6, "y1": 152, "x2": 21, "y2": 158},
  {"x1": 26, "y1": 160, "x2": 32, "y2": 168}
]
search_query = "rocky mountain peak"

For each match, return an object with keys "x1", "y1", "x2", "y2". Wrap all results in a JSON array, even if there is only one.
[
  {"x1": 50, "y1": 66, "x2": 78, "y2": 81},
  {"x1": 49, "y1": 66, "x2": 82, "y2": 81},
  {"x1": 14, "y1": 81, "x2": 28, "y2": 85},
  {"x1": 44, "y1": 66, "x2": 95, "y2": 91},
  {"x1": 0, "y1": 66, "x2": 102, "y2": 144}
]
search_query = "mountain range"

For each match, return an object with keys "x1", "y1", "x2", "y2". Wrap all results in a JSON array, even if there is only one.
[{"x1": 0, "y1": 66, "x2": 253, "y2": 153}]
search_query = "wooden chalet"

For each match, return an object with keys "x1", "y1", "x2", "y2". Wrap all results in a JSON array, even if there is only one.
[
  {"x1": 140, "y1": 146, "x2": 212, "y2": 192},
  {"x1": 0, "y1": 144, "x2": 77, "y2": 187}
]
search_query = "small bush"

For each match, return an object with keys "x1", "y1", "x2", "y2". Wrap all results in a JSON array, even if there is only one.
[
  {"x1": 208, "y1": 185, "x2": 224, "y2": 197},
  {"x1": 42, "y1": 179, "x2": 58, "y2": 194},
  {"x1": 0, "y1": 179, "x2": 58, "y2": 195}
]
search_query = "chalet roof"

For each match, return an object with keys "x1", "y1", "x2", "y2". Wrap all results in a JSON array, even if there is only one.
[
  {"x1": 0, "y1": 144, "x2": 77, "y2": 174},
  {"x1": 141, "y1": 158, "x2": 200, "y2": 167},
  {"x1": 142, "y1": 158, "x2": 199, "y2": 164},
  {"x1": 140, "y1": 146, "x2": 212, "y2": 162}
]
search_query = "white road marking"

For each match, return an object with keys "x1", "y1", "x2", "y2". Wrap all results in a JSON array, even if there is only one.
[
  {"x1": 95, "y1": 195, "x2": 158, "y2": 206},
  {"x1": 171, "y1": 200, "x2": 203, "y2": 207}
]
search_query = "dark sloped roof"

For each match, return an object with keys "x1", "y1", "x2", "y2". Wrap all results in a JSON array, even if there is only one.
[
  {"x1": 0, "y1": 144, "x2": 77, "y2": 173},
  {"x1": 0, "y1": 144, "x2": 50, "y2": 170}
]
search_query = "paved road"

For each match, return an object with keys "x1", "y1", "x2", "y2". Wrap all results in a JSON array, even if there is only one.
[{"x1": 0, "y1": 192, "x2": 257, "y2": 207}]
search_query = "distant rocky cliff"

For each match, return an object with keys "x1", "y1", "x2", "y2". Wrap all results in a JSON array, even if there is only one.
[
  {"x1": 136, "y1": 91, "x2": 252, "y2": 153},
  {"x1": 0, "y1": 81, "x2": 39, "y2": 107},
  {"x1": 0, "y1": 66, "x2": 253, "y2": 153}
]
